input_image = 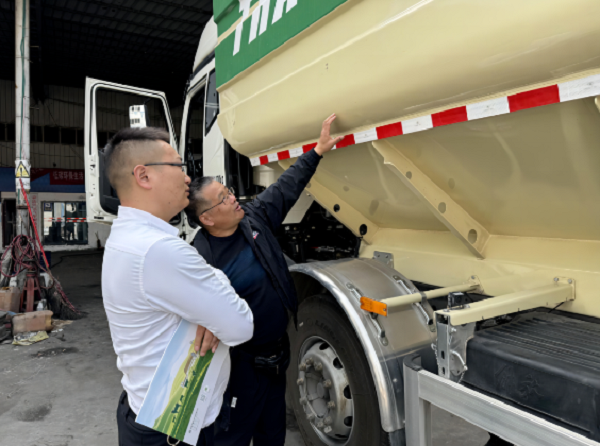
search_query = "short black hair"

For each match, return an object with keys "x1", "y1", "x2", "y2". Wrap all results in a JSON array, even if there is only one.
[
  {"x1": 103, "y1": 127, "x2": 170, "y2": 194},
  {"x1": 185, "y1": 176, "x2": 216, "y2": 226}
]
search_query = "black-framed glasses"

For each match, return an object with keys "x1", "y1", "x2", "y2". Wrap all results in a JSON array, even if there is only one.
[
  {"x1": 131, "y1": 163, "x2": 185, "y2": 175},
  {"x1": 200, "y1": 187, "x2": 236, "y2": 215}
]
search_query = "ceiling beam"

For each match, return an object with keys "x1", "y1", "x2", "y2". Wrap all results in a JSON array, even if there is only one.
[
  {"x1": 41, "y1": 17, "x2": 197, "y2": 53},
  {"x1": 128, "y1": 0, "x2": 212, "y2": 15},
  {"x1": 39, "y1": 4, "x2": 199, "y2": 40},
  {"x1": 41, "y1": 32, "x2": 195, "y2": 58},
  {"x1": 65, "y1": 0, "x2": 208, "y2": 27}
]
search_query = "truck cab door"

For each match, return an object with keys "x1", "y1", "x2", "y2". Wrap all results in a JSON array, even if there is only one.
[
  {"x1": 180, "y1": 64, "x2": 225, "y2": 185},
  {"x1": 180, "y1": 64, "x2": 260, "y2": 231},
  {"x1": 202, "y1": 69, "x2": 226, "y2": 184},
  {"x1": 193, "y1": 68, "x2": 258, "y2": 198},
  {"x1": 84, "y1": 77, "x2": 181, "y2": 228},
  {"x1": 180, "y1": 72, "x2": 207, "y2": 184}
]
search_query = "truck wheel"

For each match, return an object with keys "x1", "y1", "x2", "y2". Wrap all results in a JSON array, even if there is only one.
[{"x1": 288, "y1": 293, "x2": 390, "y2": 446}]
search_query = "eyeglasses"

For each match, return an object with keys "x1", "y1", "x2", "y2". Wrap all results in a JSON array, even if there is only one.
[
  {"x1": 200, "y1": 187, "x2": 236, "y2": 215},
  {"x1": 131, "y1": 162, "x2": 185, "y2": 175}
]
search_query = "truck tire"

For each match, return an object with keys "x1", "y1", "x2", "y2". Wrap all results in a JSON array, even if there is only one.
[{"x1": 287, "y1": 293, "x2": 390, "y2": 446}]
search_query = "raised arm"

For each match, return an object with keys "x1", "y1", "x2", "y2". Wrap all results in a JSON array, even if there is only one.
[
  {"x1": 143, "y1": 238, "x2": 254, "y2": 347},
  {"x1": 245, "y1": 114, "x2": 343, "y2": 231}
]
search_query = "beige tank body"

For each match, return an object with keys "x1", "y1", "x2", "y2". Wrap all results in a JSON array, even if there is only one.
[
  {"x1": 214, "y1": 0, "x2": 600, "y2": 317},
  {"x1": 217, "y1": 0, "x2": 600, "y2": 155}
]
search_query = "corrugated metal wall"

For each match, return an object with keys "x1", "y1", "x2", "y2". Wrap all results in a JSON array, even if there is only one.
[{"x1": 0, "y1": 79, "x2": 185, "y2": 170}]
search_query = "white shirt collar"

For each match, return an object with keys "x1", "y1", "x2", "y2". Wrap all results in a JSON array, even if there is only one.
[{"x1": 116, "y1": 206, "x2": 179, "y2": 237}]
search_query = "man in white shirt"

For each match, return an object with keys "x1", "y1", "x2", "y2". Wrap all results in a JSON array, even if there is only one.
[{"x1": 101, "y1": 127, "x2": 253, "y2": 446}]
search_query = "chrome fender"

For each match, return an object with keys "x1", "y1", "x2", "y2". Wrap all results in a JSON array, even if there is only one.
[{"x1": 289, "y1": 258, "x2": 436, "y2": 433}]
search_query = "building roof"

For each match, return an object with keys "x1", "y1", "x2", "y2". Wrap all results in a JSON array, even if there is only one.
[{"x1": 0, "y1": 0, "x2": 213, "y2": 106}]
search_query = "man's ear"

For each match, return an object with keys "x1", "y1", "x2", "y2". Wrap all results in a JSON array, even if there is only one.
[
  {"x1": 132, "y1": 165, "x2": 152, "y2": 190},
  {"x1": 199, "y1": 213, "x2": 215, "y2": 227}
]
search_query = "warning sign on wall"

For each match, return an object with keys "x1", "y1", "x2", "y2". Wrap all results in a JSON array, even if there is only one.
[
  {"x1": 15, "y1": 159, "x2": 30, "y2": 178},
  {"x1": 15, "y1": 159, "x2": 31, "y2": 190}
]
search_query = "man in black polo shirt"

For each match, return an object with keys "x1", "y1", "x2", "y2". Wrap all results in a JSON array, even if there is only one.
[{"x1": 186, "y1": 114, "x2": 342, "y2": 446}]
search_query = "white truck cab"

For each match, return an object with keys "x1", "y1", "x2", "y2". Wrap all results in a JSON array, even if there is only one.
[{"x1": 84, "y1": 19, "x2": 270, "y2": 242}]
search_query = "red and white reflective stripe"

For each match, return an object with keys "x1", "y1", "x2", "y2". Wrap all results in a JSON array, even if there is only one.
[
  {"x1": 250, "y1": 73, "x2": 600, "y2": 166},
  {"x1": 44, "y1": 217, "x2": 87, "y2": 222}
]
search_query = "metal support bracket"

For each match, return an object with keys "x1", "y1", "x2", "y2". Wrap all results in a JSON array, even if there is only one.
[
  {"x1": 403, "y1": 355, "x2": 600, "y2": 446},
  {"x1": 373, "y1": 251, "x2": 394, "y2": 268},
  {"x1": 362, "y1": 277, "x2": 481, "y2": 315},
  {"x1": 430, "y1": 276, "x2": 575, "y2": 381},
  {"x1": 372, "y1": 140, "x2": 490, "y2": 259},
  {"x1": 279, "y1": 158, "x2": 380, "y2": 244},
  {"x1": 434, "y1": 316, "x2": 475, "y2": 382},
  {"x1": 438, "y1": 277, "x2": 575, "y2": 326}
]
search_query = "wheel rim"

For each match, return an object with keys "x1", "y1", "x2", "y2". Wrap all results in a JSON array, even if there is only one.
[{"x1": 297, "y1": 336, "x2": 354, "y2": 445}]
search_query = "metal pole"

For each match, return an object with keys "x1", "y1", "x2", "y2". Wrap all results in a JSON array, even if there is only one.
[
  {"x1": 382, "y1": 283, "x2": 478, "y2": 310},
  {"x1": 15, "y1": 0, "x2": 31, "y2": 236},
  {"x1": 404, "y1": 360, "x2": 432, "y2": 446},
  {"x1": 361, "y1": 283, "x2": 479, "y2": 316}
]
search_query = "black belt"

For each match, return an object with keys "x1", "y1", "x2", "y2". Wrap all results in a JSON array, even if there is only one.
[
  {"x1": 119, "y1": 390, "x2": 135, "y2": 416},
  {"x1": 232, "y1": 333, "x2": 290, "y2": 377},
  {"x1": 119, "y1": 392, "x2": 148, "y2": 432}
]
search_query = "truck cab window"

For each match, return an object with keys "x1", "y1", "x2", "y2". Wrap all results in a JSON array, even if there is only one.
[
  {"x1": 95, "y1": 88, "x2": 180, "y2": 224},
  {"x1": 204, "y1": 70, "x2": 219, "y2": 135},
  {"x1": 183, "y1": 86, "x2": 205, "y2": 181}
]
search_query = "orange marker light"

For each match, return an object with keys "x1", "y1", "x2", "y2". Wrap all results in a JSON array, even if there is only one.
[{"x1": 360, "y1": 297, "x2": 388, "y2": 317}]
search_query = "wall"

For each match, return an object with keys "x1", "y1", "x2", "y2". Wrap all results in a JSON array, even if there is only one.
[
  {"x1": 0, "y1": 79, "x2": 184, "y2": 170},
  {"x1": 1, "y1": 81, "x2": 86, "y2": 170}
]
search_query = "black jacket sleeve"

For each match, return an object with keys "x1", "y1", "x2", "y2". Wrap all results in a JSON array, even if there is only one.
[{"x1": 244, "y1": 149, "x2": 322, "y2": 232}]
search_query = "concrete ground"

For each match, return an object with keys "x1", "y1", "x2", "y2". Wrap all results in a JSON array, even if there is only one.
[{"x1": 0, "y1": 251, "x2": 489, "y2": 446}]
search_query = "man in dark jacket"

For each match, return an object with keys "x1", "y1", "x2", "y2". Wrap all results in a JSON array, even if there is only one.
[{"x1": 186, "y1": 114, "x2": 342, "y2": 446}]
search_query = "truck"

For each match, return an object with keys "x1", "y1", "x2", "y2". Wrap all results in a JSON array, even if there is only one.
[{"x1": 84, "y1": 1, "x2": 600, "y2": 445}]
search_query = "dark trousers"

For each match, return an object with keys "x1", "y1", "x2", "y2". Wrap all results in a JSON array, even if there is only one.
[
  {"x1": 117, "y1": 391, "x2": 215, "y2": 446},
  {"x1": 214, "y1": 354, "x2": 287, "y2": 446}
]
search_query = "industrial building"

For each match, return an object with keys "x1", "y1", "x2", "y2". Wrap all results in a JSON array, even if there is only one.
[{"x1": 0, "y1": 0, "x2": 202, "y2": 251}]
